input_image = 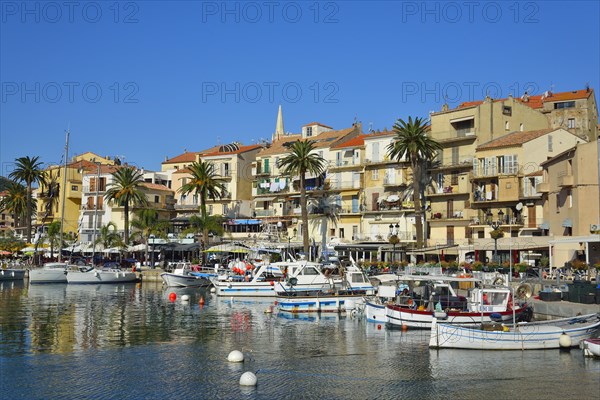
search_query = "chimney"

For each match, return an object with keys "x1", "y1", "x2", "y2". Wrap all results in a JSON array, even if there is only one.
[
  {"x1": 521, "y1": 91, "x2": 529, "y2": 102},
  {"x1": 441, "y1": 103, "x2": 449, "y2": 112}
]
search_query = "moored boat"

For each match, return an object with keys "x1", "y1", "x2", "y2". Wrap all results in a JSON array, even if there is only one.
[
  {"x1": 582, "y1": 338, "x2": 600, "y2": 357},
  {"x1": 29, "y1": 262, "x2": 69, "y2": 283},
  {"x1": 276, "y1": 290, "x2": 365, "y2": 313},
  {"x1": 161, "y1": 262, "x2": 212, "y2": 287},
  {"x1": 0, "y1": 268, "x2": 26, "y2": 281},
  {"x1": 66, "y1": 265, "x2": 138, "y2": 284},
  {"x1": 429, "y1": 313, "x2": 600, "y2": 350}
]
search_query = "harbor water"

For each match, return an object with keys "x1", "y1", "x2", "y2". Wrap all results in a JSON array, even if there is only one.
[{"x1": 1, "y1": 281, "x2": 599, "y2": 400}]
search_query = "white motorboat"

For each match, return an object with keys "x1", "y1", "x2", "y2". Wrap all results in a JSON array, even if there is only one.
[
  {"x1": 430, "y1": 313, "x2": 600, "y2": 350},
  {"x1": 277, "y1": 291, "x2": 366, "y2": 313},
  {"x1": 0, "y1": 268, "x2": 26, "y2": 281},
  {"x1": 29, "y1": 262, "x2": 69, "y2": 283},
  {"x1": 66, "y1": 265, "x2": 138, "y2": 284},
  {"x1": 582, "y1": 338, "x2": 600, "y2": 357},
  {"x1": 161, "y1": 262, "x2": 213, "y2": 287},
  {"x1": 210, "y1": 260, "x2": 285, "y2": 297}
]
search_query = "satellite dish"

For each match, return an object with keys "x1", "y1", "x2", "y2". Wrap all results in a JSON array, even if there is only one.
[{"x1": 516, "y1": 202, "x2": 523, "y2": 211}]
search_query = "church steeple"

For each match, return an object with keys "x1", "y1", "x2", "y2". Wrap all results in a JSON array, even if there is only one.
[{"x1": 272, "y1": 104, "x2": 284, "y2": 142}]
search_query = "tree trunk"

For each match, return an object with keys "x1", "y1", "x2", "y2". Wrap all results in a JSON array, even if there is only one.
[
  {"x1": 412, "y1": 161, "x2": 423, "y2": 248},
  {"x1": 124, "y1": 202, "x2": 130, "y2": 245},
  {"x1": 200, "y1": 196, "x2": 208, "y2": 265},
  {"x1": 300, "y1": 172, "x2": 310, "y2": 258},
  {"x1": 26, "y1": 183, "x2": 32, "y2": 243},
  {"x1": 144, "y1": 233, "x2": 149, "y2": 268},
  {"x1": 321, "y1": 216, "x2": 328, "y2": 263}
]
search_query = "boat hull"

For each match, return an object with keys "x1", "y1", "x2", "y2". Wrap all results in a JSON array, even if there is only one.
[
  {"x1": 583, "y1": 338, "x2": 600, "y2": 357},
  {"x1": 277, "y1": 294, "x2": 364, "y2": 313},
  {"x1": 161, "y1": 273, "x2": 211, "y2": 287},
  {"x1": 211, "y1": 280, "x2": 278, "y2": 297},
  {"x1": 386, "y1": 304, "x2": 524, "y2": 329},
  {"x1": 67, "y1": 269, "x2": 138, "y2": 284},
  {"x1": 29, "y1": 265, "x2": 68, "y2": 283},
  {"x1": 364, "y1": 299, "x2": 387, "y2": 323},
  {"x1": 430, "y1": 314, "x2": 600, "y2": 350},
  {"x1": 0, "y1": 269, "x2": 26, "y2": 281}
]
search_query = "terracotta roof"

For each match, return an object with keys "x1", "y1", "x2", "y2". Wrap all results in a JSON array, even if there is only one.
[
  {"x1": 477, "y1": 128, "x2": 556, "y2": 150},
  {"x1": 302, "y1": 122, "x2": 333, "y2": 129},
  {"x1": 331, "y1": 135, "x2": 365, "y2": 149},
  {"x1": 82, "y1": 164, "x2": 121, "y2": 175},
  {"x1": 142, "y1": 182, "x2": 172, "y2": 192},
  {"x1": 526, "y1": 170, "x2": 543, "y2": 177},
  {"x1": 363, "y1": 129, "x2": 395, "y2": 139},
  {"x1": 202, "y1": 144, "x2": 262, "y2": 158},
  {"x1": 257, "y1": 127, "x2": 359, "y2": 157},
  {"x1": 163, "y1": 152, "x2": 199, "y2": 164},
  {"x1": 457, "y1": 89, "x2": 594, "y2": 111}
]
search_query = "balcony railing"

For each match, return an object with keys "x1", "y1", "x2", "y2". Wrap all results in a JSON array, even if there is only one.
[{"x1": 254, "y1": 209, "x2": 275, "y2": 217}]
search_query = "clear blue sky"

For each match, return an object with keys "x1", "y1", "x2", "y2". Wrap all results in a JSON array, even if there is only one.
[{"x1": 1, "y1": 1, "x2": 599, "y2": 175}]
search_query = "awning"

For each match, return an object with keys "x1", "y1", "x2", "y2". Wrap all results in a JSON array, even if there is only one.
[
  {"x1": 406, "y1": 244, "x2": 459, "y2": 255},
  {"x1": 228, "y1": 219, "x2": 261, "y2": 225},
  {"x1": 450, "y1": 115, "x2": 475, "y2": 123},
  {"x1": 562, "y1": 218, "x2": 573, "y2": 228},
  {"x1": 538, "y1": 222, "x2": 549, "y2": 230}
]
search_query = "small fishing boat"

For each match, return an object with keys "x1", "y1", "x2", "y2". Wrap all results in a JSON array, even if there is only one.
[
  {"x1": 582, "y1": 338, "x2": 600, "y2": 357},
  {"x1": 161, "y1": 262, "x2": 213, "y2": 287},
  {"x1": 29, "y1": 262, "x2": 69, "y2": 283},
  {"x1": 0, "y1": 268, "x2": 26, "y2": 281},
  {"x1": 430, "y1": 313, "x2": 600, "y2": 350},
  {"x1": 66, "y1": 265, "x2": 138, "y2": 284},
  {"x1": 276, "y1": 291, "x2": 365, "y2": 313}
]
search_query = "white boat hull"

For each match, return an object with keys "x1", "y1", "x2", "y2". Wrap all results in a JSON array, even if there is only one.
[
  {"x1": 0, "y1": 269, "x2": 26, "y2": 281},
  {"x1": 364, "y1": 299, "x2": 387, "y2": 323},
  {"x1": 430, "y1": 314, "x2": 600, "y2": 350},
  {"x1": 211, "y1": 279, "x2": 279, "y2": 297},
  {"x1": 161, "y1": 272, "x2": 211, "y2": 287},
  {"x1": 277, "y1": 294, "x2": 364, "y2": 313},
  {"x1": 582, "y1": 338, "x2": 600, "y2": 357},
  {"x1": 29, "y1": 264, "x2": 68, "y2": 283},
  {"x1": 67, "y1": 269, "x2": 138, "y2": 284},
  {"x1": 386, "y1": 305, "x2": 522, "y2": 329}
]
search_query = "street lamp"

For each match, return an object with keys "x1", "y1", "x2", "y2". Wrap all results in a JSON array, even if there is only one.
[
  {"x1": 486, "y1": 209, "x2": 504, "y2": 264},
  {"x1": 389, "y1": 223, "x2": 400, "y2": 263}
]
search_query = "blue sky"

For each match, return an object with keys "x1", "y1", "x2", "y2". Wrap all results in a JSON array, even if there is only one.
[{"x1": 1, "y1": 1, "x2": 599, "y2": 175}]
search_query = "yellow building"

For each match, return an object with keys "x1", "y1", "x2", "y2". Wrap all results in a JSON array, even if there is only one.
[{"x1": 36, "y1": 152, "x2": 113, "y2": 238}]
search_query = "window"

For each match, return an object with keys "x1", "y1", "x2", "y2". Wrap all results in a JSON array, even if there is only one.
[
  {"x1": 505, "y1": 121, "x2": 510, "y2": 131},
  {"x1": 568, "y1": 118, "x2": 575, "y2": 129},
  {"x1": 547, "y1": 136, "x2": 553, "y2": 152},
  {"x1": 451, "y1": 171, "x2": 459, "y2": 185},
  {"x1": 502, "y1": 106, "x2": 512, "y2": 116},
  {"x1": 352, "y1": 195, "x2": 359, "y2": 213},
  {"x1": 554, "y1": 101, "x2": 575, "y2": 109},
  {"x1": 330, "y1": 228, "x2": 335, "y2": 237},
  {"x1": 372, "y1": 142, "x2": 380, "y2": 162},
  {"x1": 519, "y1": 123, "x2": 524, "y2": 131},
  {"x1": 208, "y1": 205, "x2": 213, "y2": 215},
  {"x1": 154, "y1": 195, "x2": 160, "y2": 203},
  {"x1": 568, "y1": 190, "x2": 572, "y2": 208},
  {"x1": 306, "y1": 126, "x2": 313, "y2": 137},
  {"x1": 451, "y1": 147, "x2": 459, "y2": 165},
  {"x1": 371, "y1": 169, "x2": 379, "y2": 180},
  {"x1": 555, "y1": 193, "x2": 560, "y2": 213},
  {"x1": 71, "y1": 185, "x2": 78, "y2": 191},
  {"x1": 223, "y1": 204, "x2": 229, "y2": 214},
  {"x1": 339, "y1": 228, "x2": 345, "y2": 238}
]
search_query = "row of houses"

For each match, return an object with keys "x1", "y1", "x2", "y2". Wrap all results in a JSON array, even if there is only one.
[{"x1": 1, "y1": 87, "x2": 598, "y2": 268}]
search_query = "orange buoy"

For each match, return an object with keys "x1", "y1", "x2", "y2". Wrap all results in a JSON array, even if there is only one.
[
  {"x1": 199, "y1": 297, "x2": 205, "y2": 305},
  {"x1": 377, "y1": 324, "x2": 382, "y2": 330},
  {"x1": 169, "y1": 292, "x2": 176, "y2": 302},
  {"x1": 402, "y1": 324, "x2": 408, "y2": 332}
]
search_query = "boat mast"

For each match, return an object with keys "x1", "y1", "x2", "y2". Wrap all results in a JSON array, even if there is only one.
[
  {"x1": 91, "y1": 162, "x2": 100, "y2": 267},
  {"x1": 58, "y1": 128, "x2": 69, "y2": 262}
]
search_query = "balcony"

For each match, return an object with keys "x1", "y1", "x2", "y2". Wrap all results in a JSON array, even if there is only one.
[
  {"x1": 429, "y1": 211, "x2": 467, "y2": 222},
  {"x1": 254, "y1": 169, "x2": 271, "y2": 177},
  {"x1": 559, "y1": 174, "x2": 575, "y2": 187},
  {"x1": 536, "y1": 182, "x2": 549, "y2": 193},
  {"x1": 254, "y1": 209, "x2": 275, "y2": 217},
  {"x1": 175, "y1": 203, "x2": 199, "y2": 210},
  {"x1": 329, "y1": 160, "x2": 361, "y2": 170}
]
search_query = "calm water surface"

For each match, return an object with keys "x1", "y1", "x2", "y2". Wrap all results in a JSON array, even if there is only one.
[{"x1": 1, "y1": 280, "x2": 599, "y2": 400}]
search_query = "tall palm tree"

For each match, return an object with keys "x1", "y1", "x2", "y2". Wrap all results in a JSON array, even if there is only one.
[
  {"x1": 387, "y1": 117, "x2": 441, "y2": 248},
  {"x1": 179, "y1": 161, "x2": 226, "y2": 262},
  {"x1": 46, "y1": 220, "x2": 62, "y2": 259},
  {"x1": 0, "y1": 180, "x2": 29, "y2": 232},
  {"x1": 104, "y1": 167, "x2": 148, "y2": 245},
  {"x1": 9, "y1": 156, "x2": 46, "y2": 242},
  {"x1": 308, "y1": 194, "x2": 341, "y2": 263},
  {"x1": 131, "y1": 208, "x2": 169, "y2": 267},
  {"x1": 40, "y1": 172, "x2": 61, "y2": 219},
  {"x1": 94, "y1": 222, "x2": 123, "y2": 249},
  {"x1": 279, "y1": 140, "x2": 327, "y2": 257}
]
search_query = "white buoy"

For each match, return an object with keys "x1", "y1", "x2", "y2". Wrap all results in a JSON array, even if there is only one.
[
  {"x1": 559, "y1": 333, "x2": 572, "y2": 348},
  {"x1": 181, "y1": 294, "x2": 190, "y2": 302},
  {"x1": 230, "y1": 296, "x2": 234, "y2": 302},
  {"x1": 239, "y1": 371, "x2": 257, "y2": 386},
  {"x1": 228, "y1": 350, "x2": 244, "y2": 362},
  {"x1": 210, "y1": 287, "x2": 216, "y2": 293}
]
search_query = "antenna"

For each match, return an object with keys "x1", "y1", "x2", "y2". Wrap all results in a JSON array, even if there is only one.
[{"x1": 368, "y1": 122, "x2": 373, "y2": 133}]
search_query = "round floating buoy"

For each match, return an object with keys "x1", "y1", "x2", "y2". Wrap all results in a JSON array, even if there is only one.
[
  {"x1": 230, "y1": 297, "x2": 234, "y2": 302},
  {"x1": 228, "y1": 350, "x2": 244, "y2": 362},
  {"x1": 210, "y1": 287, "x2": 216, "y2": 293},
  {"x1": 169, "y1": 292, "x2": 177, "y2": 302},
  {"x1": 350, "y1": 309, "x2": 358, "y2": 318},
  {"x1": 559, "y1": 332, "x2": 572, "y2": 349},
  {"x1": 239, "y1": 372, "x2": 257, "y2": 386},
  {"x1": 377, "y1": 324, "x2": 382, "y2": 330},
  {"x1": 181, "y1": 294, "x2": 190, "y2": 302},
  {"x1": 265, "y1": 306, "x2": 273, "y2": 314},
  {"x1": 269, "y1": 281, "x2": 274, "y2": 286},
  {"x1": 402, "y1": 324, "x2": 408, "y2": 332},
  {"x1": 199, "y1": 297, "x2": 205, "y2": 305}
]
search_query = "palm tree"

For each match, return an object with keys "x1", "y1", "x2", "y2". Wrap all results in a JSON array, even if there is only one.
[
  {"x1": 179, "y1": 161, "x2": 226, "y2": 262},
  {"x1": 94, "y1": 222, "x2": 123, "y2": 249},
  {"x1": 279, "y1": 140, "x2": 327, "y2": 257},
  {"x1": 184, "y1": 214, "x2": 226, "y2": 263},
  {"x1": 46, "y1": 221, "x2": 62, "y2": 259},
  {"x1": 40, "y1": 172, "x2": 61, "y2": 220},
  {"x1": 9, "y1": 156, "x2": 46, "y2": 242},
  {"x1": 308, "y1": 194, "x2": 341, "y2": 263},
  {"x1": 387, "y1": 117, "x2": 441, "y2": 248},
  {"x1": 131, "y1": 208, "x2": 170, "y2": 267},
  {"x1": 0, "y1": 180, "x2": 29, "y2": 232},
  {"x1": 104, "y1": 167, "x2": 148, "y2": 245}
]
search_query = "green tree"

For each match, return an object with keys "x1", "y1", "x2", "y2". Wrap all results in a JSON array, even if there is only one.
[
  {"x1": 104, "y1": 167, "x2": 148, "y2": 245},
  {"x1": 0, "y1": 180, "x2": 30, "y2": 233},
  {"x1": 308, "y1": 194, "x2": 341, "y2": 262},
  {"x1": 279, "y1": 140, "x2": 327, "y2": 257},
  {"x1": 9, "y1": 156, "x2": 46, "y2": 243},
  {"x1": 131, "y1": 208, "x2": 170, "y2": 267},
  {"x1": 178, "y1": 161, "x2": 226, "y2": 262},
  {"x1": 46, "y1": 221, "x2": 62, "y2": 259},
  {"x1": 94, "y1": 222, "x2": 124, "y2": 249},
  {"x1": 387, "y1": 117, "x2": 441, "y2": 248}
]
